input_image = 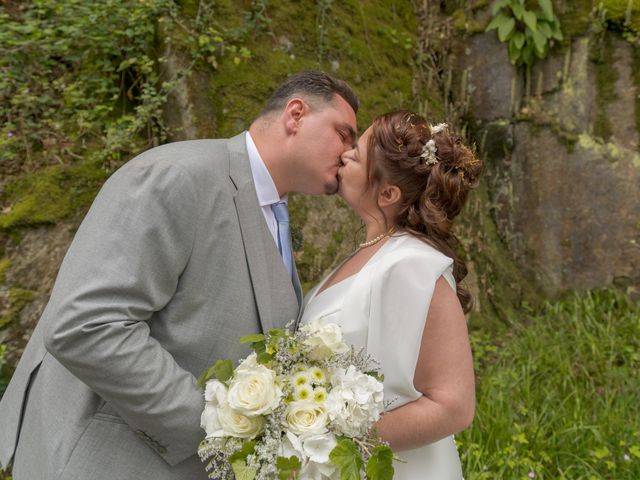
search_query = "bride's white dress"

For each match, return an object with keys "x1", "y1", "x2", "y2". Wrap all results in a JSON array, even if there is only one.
[{"x1": 300, "y1": 234, "x2": 463, "y2": 479}]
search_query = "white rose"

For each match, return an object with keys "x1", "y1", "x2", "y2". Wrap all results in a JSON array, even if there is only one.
[
  {"x1": 218, "y1": 403, "x2": 265, "y2": 438},
  {"x1": 201, "y1": 403, "x2": 225, "y2": 438},
  {"x1": 201, "y1": 380, "x2": 228, "y2": 438},
  {"x1": 236, "y1": 352, "x2": 259, "y2": 372},
  {"x1": 204, "y1": 379, "x2": 228, "y2": 404},
  {"x1": 285, "y1": 400, "x2": 329, "y2": 436},
  {"x1": 301, "y1": 320, "x2": 350, "y2": 360},
  {"x1": 227, "y1": 361, "x2": 282, "y2": 416}
]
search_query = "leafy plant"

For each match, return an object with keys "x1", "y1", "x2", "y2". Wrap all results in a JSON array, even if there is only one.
[
  {"x1": 486, "y1": 0, "x2": 563, "y2": 67},
  {"x1": 0, "y1": 0, "x2": 179, "y2": 170}
]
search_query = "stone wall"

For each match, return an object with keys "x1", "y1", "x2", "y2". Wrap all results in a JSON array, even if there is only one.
[{"x1": 460, "y1": 30, "x2": 640, "y2": 296}]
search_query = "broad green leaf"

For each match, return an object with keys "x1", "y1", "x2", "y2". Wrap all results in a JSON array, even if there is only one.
[
  {"x1": 513, "y1": 31, "x2": 525, "y2": 50},
  {"x1": 498, "y1": 17, "x2": 516, "y2": 42},
  {"x1": 257, "y1": 352, "x2": 274, "y2": 364},
  {"x1": 267, "y1": 327, "x2": 288, "y2": 338},
  {"x1": 512, "y1": 4, "x2": 524, "y2": 20},
  {"x1": 253, "y1": 341, "x2": 267, "y2": 355},
  {"x1": 491, "y1": 0, "x2": 509, "y2": 15},
  {"x1": 532, "y1": 29, "x2": 546, "y2": 56},
  {"x1": 212, "y1": 359, "x2": 234, "y2": 383},
  {"x1": 197, "y1": 358, "x2": 234, "y2": 387},
  {"x1": 485, "y1": 13, "x2": 510, "y2": 32},
  {"x1": 231, "y1": 460, "x2": 257, "y2": 480},
  {"x1": 330, "y1": 439, "x2": 363, "y2": 480},
  {"x1": 240, "y1": 334, "x2": 265, "y2": 344},
  {"x1": 538, "y1": 0, "x2": 554, "y2": 21},
  {"x1": 523, "y1": 11, "x2": 537, "y2": 31},
  {"x1": 551, "y1": 21, "x2": 564, "y2": 41},
  {"x1": 538, "y1": 21, "x2": 552, "y2": 38},
  {"x1": 508, "y1": 38, "x2": 522, "y2": 65},
  {"x1": 229, "y1": 440, "x2": 256, "y2": 464},
  {"x1": 277, "y1": 455, "x2": 302, "y2": 480},
  {"x1": 365, "y1": 446, "x2": 394, "y2": 480}
]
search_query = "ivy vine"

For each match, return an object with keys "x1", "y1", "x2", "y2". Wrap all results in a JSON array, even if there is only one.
[{"x1": 0, "y1": 0, "x2": 270, "y2": 174}]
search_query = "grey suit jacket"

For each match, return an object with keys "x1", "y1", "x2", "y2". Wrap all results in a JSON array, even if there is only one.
[{"x1": 0, "y1": 133, "x2": 300, "y2": 479}]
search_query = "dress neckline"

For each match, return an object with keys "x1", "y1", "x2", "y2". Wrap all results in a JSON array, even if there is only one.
[{"x1": 307, "y1": 234, "x2": 403, "y2": 305}]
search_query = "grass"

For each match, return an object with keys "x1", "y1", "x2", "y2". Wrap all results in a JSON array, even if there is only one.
[{"x1": 458, "y1": 289, "x2": 640, "y2": 479}]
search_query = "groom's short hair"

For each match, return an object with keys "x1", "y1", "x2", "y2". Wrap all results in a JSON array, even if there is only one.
[{"x1": 260, "y1": 71, "x2": 359, "y2": 116}]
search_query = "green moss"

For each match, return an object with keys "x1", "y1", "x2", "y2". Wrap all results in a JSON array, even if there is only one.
[
  {"x1": 0, "y1": 259, "x2": 10, "y2": 284},
  {"x1": 0, "y1": 287, "x2": 35, "y2": 330},
  {"x1": 600, "y1": 0, "x2": 640, "y2": 31},
  {"x1": 558, "y1": 0, "x2": 594, "y2": 41},
  {"x1": 203, "y1": 0, "x2": 419, "y2": 136},
  {"x1": 459, "y1": 182, "x2": 542, "y2": 331},
  {"x1": 0, "y1": 158, "x2": 108, "y2": 230},
  {"x1": 451, "y1": 7, "x2": 485, "y2": 34},
  {"x1": 593, "y1": 33, "x2": 618, "y2": 141}
]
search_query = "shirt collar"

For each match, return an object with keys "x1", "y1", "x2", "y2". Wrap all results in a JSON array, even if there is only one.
[{"x1": 245, "y1": 131, "x2": 286, "y2": 206}]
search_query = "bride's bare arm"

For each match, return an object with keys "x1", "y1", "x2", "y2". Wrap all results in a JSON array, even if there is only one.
[{"x1": 374, "y1": 276, "x2": 475, "y2": 451}]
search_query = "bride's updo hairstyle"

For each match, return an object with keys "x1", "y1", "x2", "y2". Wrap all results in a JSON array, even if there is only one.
[{"x1": 366, "y1": 110, "x2": 482, "y2": 313}]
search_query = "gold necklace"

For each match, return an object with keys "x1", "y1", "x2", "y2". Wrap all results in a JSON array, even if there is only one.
[{"x1": 359, "y1": 226, "x2": 397, "y2": 249}]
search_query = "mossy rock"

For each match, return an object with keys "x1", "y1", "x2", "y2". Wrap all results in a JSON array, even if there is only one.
[
  {"x1": 0, "y1": 287, "x2": 35, "y2": 330},
  {"x1": 0, "y1": 159, "x2": 108, "y2": 230}
]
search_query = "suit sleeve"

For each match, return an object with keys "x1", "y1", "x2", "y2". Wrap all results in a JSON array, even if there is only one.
[
  {"x1": 43, "y1": 157, "x2": 203, "y2": 465},
  {"x1": 366, "y1": 247, "x2": 454, "y2": 407}
]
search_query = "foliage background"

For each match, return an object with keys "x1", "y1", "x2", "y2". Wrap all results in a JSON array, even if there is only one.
[{"x1": 0, "y1": 0, "x2": 639, "y2": 479}]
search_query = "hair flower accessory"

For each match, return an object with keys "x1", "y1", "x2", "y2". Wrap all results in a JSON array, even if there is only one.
[
  {"x1": 420, "y1": 139, "x2": 438, "y2": 165},
  {"x1": 420, "y1": 123, "x2": 448, "y2": 165}
]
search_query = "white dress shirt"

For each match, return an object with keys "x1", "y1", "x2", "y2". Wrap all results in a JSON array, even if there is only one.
[{"x1": 245, "y1": 132, "x2": 285, "y2": 247}]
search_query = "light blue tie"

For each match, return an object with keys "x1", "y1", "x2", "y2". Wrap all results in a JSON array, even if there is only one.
[{"x1": 271, "y1": 201, "x2": 294, "y2": 281}]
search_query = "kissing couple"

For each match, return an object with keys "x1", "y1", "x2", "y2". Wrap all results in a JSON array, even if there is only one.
[{"x1": 0, "y1": 71, "x2": 481, "y2": 479}]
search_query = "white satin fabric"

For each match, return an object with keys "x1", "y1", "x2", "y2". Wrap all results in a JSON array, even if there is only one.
[{"x1": 300, "y1": 234, "x2": 463, "y2": 479}]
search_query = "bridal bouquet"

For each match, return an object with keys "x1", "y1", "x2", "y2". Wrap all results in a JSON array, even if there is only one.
[{"x1": 197, "y1": 320, "x2": 395, "y2": 480}]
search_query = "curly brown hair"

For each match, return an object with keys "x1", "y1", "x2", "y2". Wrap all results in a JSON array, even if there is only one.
[{"x1": 366, "y1": 111, "x2": 483, "y2": 313}]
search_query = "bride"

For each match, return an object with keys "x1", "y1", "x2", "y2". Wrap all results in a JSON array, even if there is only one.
[{"x1": 299, "y1": 111, "x2": 481, "y2": 479}]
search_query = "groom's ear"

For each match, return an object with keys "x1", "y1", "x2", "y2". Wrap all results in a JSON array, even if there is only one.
[
  {"x1": 378, "y1": 184, "x2": 401, "y2": 208},
  {"x1": 283, "y1": 98, "x2": 307, "y2": 135}
]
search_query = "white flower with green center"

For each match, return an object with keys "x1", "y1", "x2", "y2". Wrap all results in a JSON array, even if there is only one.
[
  {"x1": 292, "y1": 363, "x2": 309, "y2": 373},
  {"x1": 308, "y1": 366, "x2": 326, "y2": 385},
  {"x1": 292, "y1": 371, "x2": 311, "y2": 388},
  {"x1": 313, "y1": 386, "x2": 327, "y2": 404},
  {"x1": 294, "y1": 384, "x2": 313, "y2": 401}
]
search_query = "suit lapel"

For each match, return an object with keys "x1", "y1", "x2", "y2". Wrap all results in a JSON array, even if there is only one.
[{"x1": 227, "y1": 133, "x2": 299, "y2": 333}]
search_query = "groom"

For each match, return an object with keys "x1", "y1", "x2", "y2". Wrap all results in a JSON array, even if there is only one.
[{"x1": 0, "y1": 71, "x2": 358, "y2": 479}]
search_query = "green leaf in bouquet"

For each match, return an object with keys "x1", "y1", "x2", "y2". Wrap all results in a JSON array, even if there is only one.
[
  {"x1": 231, "y1": 460, "x2": 257, "y2": 480},
  {"x1": 257, "y1": 352, "x2": 274, "y2": 364},
  {"x1": 276, "y1": 455, "x2": 302, "y2": 480},
  {"x1": 364, "y1": 370, "x2": 384, "y2": 383},
  {"x1": 197, "y1": 358, "x2": 234, "y2": 387},
  {"x1": 365, "y1": 445, "x2": 394, "y2": 480},
  {"x1": 267, "y1": 327, "x2": 288, "y2": 338},
  {"x1": 330, "y1": 438, "x2": 363, "y2": 480},
  {"x1": 240, "y1": 334, "x2": 265, "y2": 344},
  {"x1": 228, "y1": 440, "x2": 256, "y2": 464}
]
